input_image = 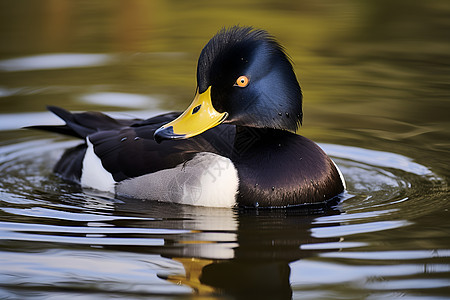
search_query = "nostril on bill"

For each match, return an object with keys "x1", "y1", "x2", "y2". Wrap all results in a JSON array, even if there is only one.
[{"x1": 192, "y1": 105, "x2": 201, "y2": 114}]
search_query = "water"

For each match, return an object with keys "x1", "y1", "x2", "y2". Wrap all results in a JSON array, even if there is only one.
[{"x1": 1, "y1": 1, "x2": 449, "y2": 299}]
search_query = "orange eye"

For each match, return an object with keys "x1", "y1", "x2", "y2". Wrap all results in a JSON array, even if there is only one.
[{"x1": 235, "y1": 75, "x2": 250, "y2": 88}]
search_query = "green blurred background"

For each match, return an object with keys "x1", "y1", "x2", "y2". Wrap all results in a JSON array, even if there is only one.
[{"x1": 0, "y1": 0, "x2": 449, "y2": 173}]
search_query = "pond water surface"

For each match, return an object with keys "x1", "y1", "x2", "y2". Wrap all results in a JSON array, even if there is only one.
[{"x1": 0, "y1": 1, "x2": 449, "y2": 299}]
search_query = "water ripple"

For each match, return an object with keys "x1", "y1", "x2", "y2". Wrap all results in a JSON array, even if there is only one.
[
  {"x1": 0, "y1": 53, "x2": 114, "y2": 72},
  {"x1": 0, "y1": 133, "x2": 447, "y2": 298}
]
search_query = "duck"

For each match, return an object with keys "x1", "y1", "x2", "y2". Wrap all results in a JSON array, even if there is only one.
[{"x1": 31, "y1": 26, "x2": 345, "y2": 208}]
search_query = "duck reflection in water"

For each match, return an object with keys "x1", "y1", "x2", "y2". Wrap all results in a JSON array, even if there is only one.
[{"x1": 105, "y1": 198, "x2": 342, "y2": 299}]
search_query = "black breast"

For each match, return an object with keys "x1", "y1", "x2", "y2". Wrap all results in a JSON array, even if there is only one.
[{"x1": 232, "y1": 127, "x2": 344, "y2": 208}]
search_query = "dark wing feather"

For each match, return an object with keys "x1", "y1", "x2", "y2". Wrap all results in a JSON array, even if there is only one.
[
  {"x1": 30, "y1": 106, "x2": 236, "y2": 182},
  {"x1": 89, "y1": 116, "x2": 236, "y2": 181}
]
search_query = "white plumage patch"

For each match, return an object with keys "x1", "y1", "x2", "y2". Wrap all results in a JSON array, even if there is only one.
[
  {"x1": 332, "y1": 159, "x2": 346, "y2": 190},
  {"x1": 116, "y1": 152, "x2": 239, "y2": 208},
  {"x1": 81, "y1": 138, "x2": 116, "y2": 193}
]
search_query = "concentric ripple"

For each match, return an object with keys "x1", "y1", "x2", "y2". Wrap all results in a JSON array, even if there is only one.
[{"x1": 0, "y1": 134, "x2": 447, "y2": 298}]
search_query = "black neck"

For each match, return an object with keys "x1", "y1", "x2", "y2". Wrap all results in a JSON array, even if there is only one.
[{"x1": 232, "y1": 126, "x2": 286, "y2": 158}]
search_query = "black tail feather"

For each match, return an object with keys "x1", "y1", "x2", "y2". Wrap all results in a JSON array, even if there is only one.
[
  {"x1": 53, "y1": 143, "x2": 86, "y2": 183},
  {"x1": 25, "y1": 125, "x2": 84, "y2": 139},
  {"x1": 27, "y1": 106, "x2": 130, "y2": 139},
  {"x1": 47, "y1": 106, "x2": 77, "y2": 123}
]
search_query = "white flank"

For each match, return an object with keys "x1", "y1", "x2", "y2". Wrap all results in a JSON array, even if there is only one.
[
  {"x1": 116, "y1": 152, "x2": 239, "y2": 208},
  {"x1": 81, "y1": 139, "x2": 116, "y2": 193}
]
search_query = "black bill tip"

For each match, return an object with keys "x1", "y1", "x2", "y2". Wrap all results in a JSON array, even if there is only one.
[{"x1": 154, "y1": 126, "x2": 185, "y2": 144}]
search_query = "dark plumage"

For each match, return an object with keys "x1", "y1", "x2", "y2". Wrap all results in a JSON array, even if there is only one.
[
  {"x1": 197, "y1": 27, "x2": 303, "y2": 132},
  {"x1": 30, "y1": 26, "x2": 345, "y2": 208}
]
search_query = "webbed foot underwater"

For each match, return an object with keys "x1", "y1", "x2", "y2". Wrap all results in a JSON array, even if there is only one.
[{"x1": 30, "y1": 26, "x2": 346, "y2": 208}]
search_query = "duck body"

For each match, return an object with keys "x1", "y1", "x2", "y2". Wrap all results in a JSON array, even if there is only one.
[
  {"x1": 32, "y1": 26, "x2": 345, "y2": 208},
  {"x1": 231, "y1": 127, "x2": 344, "y2": 207}
]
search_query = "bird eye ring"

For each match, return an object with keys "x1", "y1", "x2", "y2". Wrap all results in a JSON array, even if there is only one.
[{"x1": 234, "y1": 75, "x2": 250, "y2": 88}]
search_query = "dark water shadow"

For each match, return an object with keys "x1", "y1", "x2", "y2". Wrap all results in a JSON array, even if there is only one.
[{"x1": 96, "y1": 197, "x2": 343, "y2": 299}]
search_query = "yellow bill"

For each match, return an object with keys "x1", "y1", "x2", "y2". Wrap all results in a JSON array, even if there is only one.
[{"x1": 154, "y1": 86, "x2": 228, "y2": 143}]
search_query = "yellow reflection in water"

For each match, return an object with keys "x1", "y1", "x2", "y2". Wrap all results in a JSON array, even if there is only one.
[{"x1": 165, "y1": 257, "x2": 216, "y2": 295}]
